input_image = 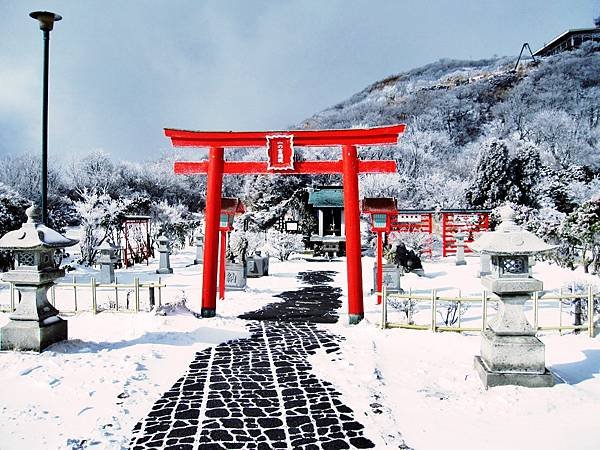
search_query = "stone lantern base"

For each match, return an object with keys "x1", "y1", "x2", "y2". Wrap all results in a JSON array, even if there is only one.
[
  {"x1": 474, "y1": 330, "x2": 555, "y2": 388},
  {"x1": 1, "y1": 317, "x2": 67, "y2": 352}
]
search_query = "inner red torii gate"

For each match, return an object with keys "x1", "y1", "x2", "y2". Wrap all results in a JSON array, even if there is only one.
[{"x1": 166, "y1": 124, "x2": 406, "y2": 324}]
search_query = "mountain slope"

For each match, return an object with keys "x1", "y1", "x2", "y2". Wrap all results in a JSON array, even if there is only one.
[{"x1": 290, "y1": 45, "x2": 599, "y2": 210}]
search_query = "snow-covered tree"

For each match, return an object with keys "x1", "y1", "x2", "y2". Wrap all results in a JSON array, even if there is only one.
[
  {"x1": 0, "y1": 184, "x2": 29, "y2": 271},
  {"x1": 560, "y1": 198, "x2": 600, "y2": 273},
  {"x1": 505, "y1": 144, "x2": 541, "y2": 208},
  {"x1": 0, "y1": 183, "x2": 29, "y2": 236},
  {"x1": 73, "y1": 190, "x2": 126, "y2": 265},
  {"x1": 265, "y1": 230, "x2": 304, "y2": 261},
  {"x1": 466, "y1": 138, "x2": 511, "y2": 208},
  {"x1": 150, "y1": 200, "x2": 198, "y2": 249}
]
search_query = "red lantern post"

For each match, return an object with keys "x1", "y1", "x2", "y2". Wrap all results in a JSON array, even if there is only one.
[
  {"x1": 217, "y1": 198, "x2": 245, "y2": 301},
  {"x1": 362, "y1": 198, "x2": 397, "y2": 304}
]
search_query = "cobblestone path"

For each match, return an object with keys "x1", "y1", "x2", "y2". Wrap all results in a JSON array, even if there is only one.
[{"x1": 129, "y1": 271, "x2": 377, "y2": 450}]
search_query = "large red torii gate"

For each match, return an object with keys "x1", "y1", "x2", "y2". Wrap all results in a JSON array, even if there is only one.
[{"x1": 166, "y1": 124, "x2": 406, "y2": 324}]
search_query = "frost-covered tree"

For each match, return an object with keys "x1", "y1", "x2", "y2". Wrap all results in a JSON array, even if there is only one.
[
  {"x1": 150, "y1": 200, "x2": 198, "y2": 249},
  {"x1": 67, "y1": 150, "x2": 121, "y2": 198},
  {"x1": 0, "y1": 183, "x2": 29, "y2": 235},
  {"x1": 505, "y1": 144, "x2": 541, "y2": 208},
  {"x1": 560, "y1": 198, "x2": 600, "y2": 273},
  {"x1": 0, "y1": 184, "x2": 29, "y2": 271},
  {"x1": 466, "y1": 139, "x2": 511, "y2": 208},
  {"x1": 73, "y1": 190, "x2": 127, "y2": 265}
]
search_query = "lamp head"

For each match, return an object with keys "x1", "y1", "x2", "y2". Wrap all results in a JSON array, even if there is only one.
[{"x1": 30, "y1": 11, "x2": 62, "y2": 31}]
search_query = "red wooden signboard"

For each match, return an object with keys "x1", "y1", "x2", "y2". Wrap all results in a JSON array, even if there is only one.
[
  {"x1": 391, "y1": 210, "x2": 434, "y2": 233},
  {"x1": 266, "y1": 135, "x2": 294, "y2": 170},
  {"x1": 441, "y1": 210, "x2": 490, "y2": 257},
  {"x1": 389, "y1": 210, "x2": 434, "y2": 256}
]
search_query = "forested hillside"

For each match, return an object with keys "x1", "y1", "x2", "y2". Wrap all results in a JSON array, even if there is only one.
[{"x1": 298, "y1": 44, "x2": 599, "y2": 211}]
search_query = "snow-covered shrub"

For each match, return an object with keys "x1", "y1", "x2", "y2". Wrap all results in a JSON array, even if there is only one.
[
  {"x1": 560, "y1": 281, "x2": 600, "y2": 327},
  {"x1": 47, "y1": 194, "x2": 79, "y2": 233},
  {"x1": 388, "y1": 232, "x2": 436, "y2": 258},
  {"x1": 265, "y1": 230, "x2": 304, "y2": 261},
  {"x1": 229, "y1": 230, "x2": 266, "y2": 261},
  {"x1": 388, "y1": 296, "x2": 418, "y2": 324},
  {"x1": 437, "y1": 300, "x2": 470, "y2": 326}
]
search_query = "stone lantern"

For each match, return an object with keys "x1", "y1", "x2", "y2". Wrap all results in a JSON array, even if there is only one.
[
  {"x1": 156, "y1": 234, "x2": 173, "y2": 274},
  {"x1": 0, "y1": 204, "x2": 78, "y2": 351},
  {"x1": 96, "y1": 240, "x2": 118, "y2": 283},
  {"x1": 193, "y1": 230, "x2": 204, "y2": 265},
  {"x1": 454, "y1": 231, "x2": 467, "y2": 266},
  {"x1": 470, "y1": 205, "x2": 556, "y2": 388}
]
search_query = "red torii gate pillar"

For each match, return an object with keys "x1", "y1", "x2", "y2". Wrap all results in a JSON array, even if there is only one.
[
  {"x1": 166, "y1": 125, "x2": 406, "y2": 324},
  {"x1": 203, "y1": 146, "x2": 224, "y2": 316},
  {"x1": 342, "y1": 144, "x2": 363, "y2": 321}
]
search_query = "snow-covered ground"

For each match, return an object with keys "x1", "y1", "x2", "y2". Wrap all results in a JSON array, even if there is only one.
[{"x1": 0, "y1": 250, "x2": 599, "y2": 450}]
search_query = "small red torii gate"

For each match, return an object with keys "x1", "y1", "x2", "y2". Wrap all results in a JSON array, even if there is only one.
[{"x1": 166, "y1": 124, "x2": 406, "y2": 324}]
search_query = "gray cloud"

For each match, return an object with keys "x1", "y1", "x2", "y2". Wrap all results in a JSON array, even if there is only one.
[{"x1": 0, "y1": 0, "x2": 597, "y2": 161}]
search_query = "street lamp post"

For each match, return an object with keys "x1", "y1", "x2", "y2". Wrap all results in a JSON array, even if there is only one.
[{"x1": 30, "y1": 11, "x2": 62, "y2": 225}]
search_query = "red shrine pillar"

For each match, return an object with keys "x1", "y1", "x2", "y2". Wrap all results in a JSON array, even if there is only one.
[
  {"x1": 201, "y1": 147, "x2": 224, "y2": 317},
  {"x1": 342, "y1": 145, "x2": 364, "y2": 324}
]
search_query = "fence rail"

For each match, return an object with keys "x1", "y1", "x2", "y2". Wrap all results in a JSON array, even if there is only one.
[
  {"x1": 0, "y1": 276, "x2": 166, "y2": 315},
  {"x1": 380, "y1": 285, "x2": 599, "y2": 338}
]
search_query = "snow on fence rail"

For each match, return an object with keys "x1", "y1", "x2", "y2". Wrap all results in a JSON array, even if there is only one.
[
  {"x1": 0, "y1": 276, "x2": 166, "y2": 315},
  {"x1": 380, "y1": 286, "x2": 599, "y2": 338}
]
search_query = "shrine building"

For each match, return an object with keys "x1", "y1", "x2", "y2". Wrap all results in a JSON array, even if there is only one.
[{"x1": 307, "y1": 186, "x2": 346, "y2": 256}]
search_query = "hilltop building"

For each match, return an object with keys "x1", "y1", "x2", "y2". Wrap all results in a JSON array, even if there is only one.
[{"x1": 533, "y1": 24, "x2": 600, "y2": 57}]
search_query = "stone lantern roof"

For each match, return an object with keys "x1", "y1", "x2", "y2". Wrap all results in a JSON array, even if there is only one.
[
  {"x1": 469, "y1": 205, "x2": 555, "y2": 256},
  {"x1": 0, "y1": 204, "x2": 78, "y2": 250},
  {"x1": 95, "y1": 240, "x2": 117, "y2": 251}
]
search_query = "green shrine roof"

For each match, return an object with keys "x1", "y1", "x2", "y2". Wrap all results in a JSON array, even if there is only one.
[{"x1": 308, "y1": 188, "x2": 344, "y2": 208}]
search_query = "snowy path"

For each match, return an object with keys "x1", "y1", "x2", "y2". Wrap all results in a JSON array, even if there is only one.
[{"x1": 128, "y1": 271, "x2": 391, "y2": 450}]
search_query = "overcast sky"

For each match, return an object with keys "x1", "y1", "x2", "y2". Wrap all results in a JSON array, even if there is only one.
[{"x1": 0, "y1": 0, "x2": 597, "y2": 162}]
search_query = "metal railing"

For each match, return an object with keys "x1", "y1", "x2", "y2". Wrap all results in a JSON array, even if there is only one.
[
  {"x1": 380, "y1": 285, "x2": 599, "y2": 337},
  {"x1": 0, "y1": 276, "x2": 166, "y2": 315}
]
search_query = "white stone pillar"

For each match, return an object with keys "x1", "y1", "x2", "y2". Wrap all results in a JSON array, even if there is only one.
[{"x1": 318, "y1": 209, "x2": 324, "y2": 236}]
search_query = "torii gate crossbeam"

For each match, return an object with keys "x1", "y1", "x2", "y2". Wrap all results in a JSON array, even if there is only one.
[{"x1": 166, "y1": 124, "x2": 406, "y2": 324}]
